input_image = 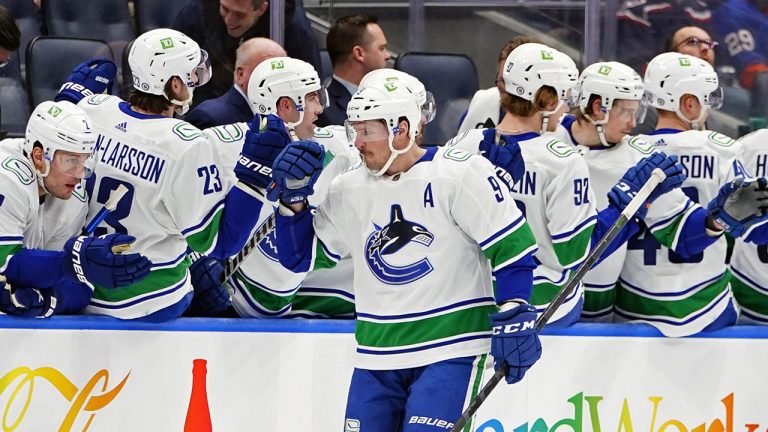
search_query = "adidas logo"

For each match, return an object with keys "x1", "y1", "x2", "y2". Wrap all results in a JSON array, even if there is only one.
[{"x1": 115, "y1": 122, "x2": 127, "y2": 132}]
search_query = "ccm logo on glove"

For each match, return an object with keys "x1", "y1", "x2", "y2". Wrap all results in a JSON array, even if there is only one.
[{"x1": 492, "y1": 319, "x2": 535, "y2": 335}]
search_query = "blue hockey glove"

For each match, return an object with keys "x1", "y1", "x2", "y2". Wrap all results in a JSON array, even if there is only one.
[
  {"x1": 707, "y1": 176, "x2": 768, "y2": 237},
  {"x1": 267, "y1": 140, "x2": 325, "y2": 203},
  {"x1": 0, "y1": 280, "x2": 56, "y2": 318},
  {"x1": 186, "y1": 255, "x2": 232, "y2": 317},
  {"x1": 55, "y1": 58, "x2": 117, "y2": 104},
  {"x1": 608, "y1": 152, "x2": 686, "y2": 219},
  {"x1": 490, "y1": 302, "x2": 542, "y2": 384},
  {"x1": 61, "y1": 234, "x2": 152, "y2": 289},
  {"x1": 479, "y1": 128, "x2": 526, "y2": 184},
  {"x1": 235, "y1": 114, "x2": 293, "y2": 190}
]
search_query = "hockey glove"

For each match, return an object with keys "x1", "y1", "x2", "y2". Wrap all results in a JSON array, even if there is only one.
[
  {"x1": 707, "y1": 176, "x2": 768, "y2": 237},
  {"x1": 479, "y1": 128, "x2": 526, "y2": 185},
  {"x1": 0, "y1": 280, "x2": 56, "y2": 318},
  {"x1": 490, "y1": 302, "x2": 542, "y2": 384},
  {"x1": 55, "y1": 58, "x2": 117, "y2": 104},
  {"x1": 61, "y1": 234, "x2": 151, "y2": 289},
  {"x1": 608, "y1": 152, "x2": 686, "y2": 219},
  {"x1": 235, "y1": 114, "x2": 293, "y2": 190},
  {"x1": 186, "y1": 255, "x2": 232, "y2": 317},
  {"x1": 267, "y1": 140, "x2": 325, "y2": 203}
]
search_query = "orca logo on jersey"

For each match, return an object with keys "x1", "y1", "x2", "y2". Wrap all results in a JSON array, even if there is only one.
[
  {"x1": 365, "y1": 204, "x2": 434, "y2": 285},
  {"x1": 257, "y1": 230, "x2": 279, "y2": 261}
]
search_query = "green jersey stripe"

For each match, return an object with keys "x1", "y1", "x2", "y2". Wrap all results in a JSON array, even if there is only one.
[
  {"x1": 233, "y1": 272, "x2": 297, "y2": 312},
  {"x1": 0, "y1": 244, "x2": 22, "y2": 272},
  {"x1": 650, "y1": 206, "x2": 695, "y2": 250},
  {"x1": 483, "y1": 221, "x2": 537, "y2": 271},
  {"x1": 292, "y1": 294, "x2": 355, "y2": 318},
  {"x1": 731, "y1": 276, "x2": 768, "y2": 317},
  {"x1": 356, "y1": 304, "x2": 495, "y2": 348},
  {"x1": 92, "y1": 256, "x2": 192, "y2": 302},
  {"x1": 552, "y1": 223, "x2": 594, "y2": 269},
  {"x1": 615, "y1": 272, "x2": 730, "y2": 320},
  {"x1": 583, "y1": 286, "x2": 616, "y2": 315},
  {"x1": 313, "y1": 240, "x2": 339, "y2": 271},
  {"x1": 185, "y1": 206, "x2": 224, "y2": 254}
]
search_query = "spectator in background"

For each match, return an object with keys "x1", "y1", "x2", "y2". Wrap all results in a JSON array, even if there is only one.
[
  {"x1": 712, "y1": 0, "x2": 768, "y2": 90},
  {"x1": 185, "y1": 37, "x2": 286, "y2": 129},
  {"x1": 456, "y1": 35, "x2": 540, "y2": 133},
  {"x1": 0, "y1": 6, "x2": 20, "y2": 68},
  {"x1": 664, "y1": 25, "x2": 717, "y2": 65},
  {"x1": 316, "y1": 14, "x2": 390, "y2": 127},
  {"x1": 174, "y1": 0, "x2": 320, "y2": 104}
]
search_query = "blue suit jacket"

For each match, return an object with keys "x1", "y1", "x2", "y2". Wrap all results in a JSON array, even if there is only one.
[
  {"x1": 316, "y1": 78, "x2": 352, "y2": 127},
  {"x1": 185, "y1": 86, "x2": 254, "y2": 129}
]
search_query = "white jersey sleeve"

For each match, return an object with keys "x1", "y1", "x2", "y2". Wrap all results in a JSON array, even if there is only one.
[{"x1": 0, "y1": 142, "x2": 35, "y2": 271}]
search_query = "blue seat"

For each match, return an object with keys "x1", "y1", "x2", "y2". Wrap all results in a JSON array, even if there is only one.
[
  {"x1": 0, "y1": 51, "x2": 29, "y2": 136},
  {"x1": 25, "y1": 36, "x2": 114, "y2": 107},
  {"x1": 395, "y1": 52, "x2": 479, "y2": 146},
  {"x1": 0, "y1": 0, "x2": 41, "y2": 80},
  {"x1": 134, "y1": 0, "x2": 193, "y2": 33}
]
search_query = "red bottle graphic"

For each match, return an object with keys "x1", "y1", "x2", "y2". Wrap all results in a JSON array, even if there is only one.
[{"x1": 184, "y1": 359, "x2": 212, "y2": 432}]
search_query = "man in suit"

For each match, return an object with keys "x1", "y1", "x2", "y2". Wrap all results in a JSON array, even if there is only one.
[
  {"x1": 316, "y1": 14, "x2": 390, "y2": 127},
  {"x1": 184, "y1": 38, "x2": 286, "y2": 129},
  {"x1": 0, "y1": 6, "x2": 19, "y2": 68}
]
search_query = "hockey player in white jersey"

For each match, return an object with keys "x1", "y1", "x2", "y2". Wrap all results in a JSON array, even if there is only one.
[
  {"x1": 447, "y1": 44, "x2": 685, "y2": 327},
  {"x1": 73, "y1": 29, "x2": 288, "y2": 321},
  {"x1": 271, "y1": 80, "x2": 541, "y2": 431},
  {"x1": 721, "y1": 130, "x2": 768, "y2": 324},
  {"x1": 199, "y1": 56, "x2": 361, "y2": 318},
  {"x1": 617, "y1": 52, "x2": 768, "y2": 336},
  {"x1": 552, "y1": 61, "x2": 743, "y2": 322},
  {"x1": 0, "y1": 101, "x2": 151, "y2": 317}
]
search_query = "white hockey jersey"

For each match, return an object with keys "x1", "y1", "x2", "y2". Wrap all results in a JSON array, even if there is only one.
[
  {"x1": 203, "y1": 124, "x2": 359, "y2": 318},
  {"x1": 0, "y1": 139, "x2": 88, "y2": 273},
  {"x1": 305, "y1": 146, "x2": 536, "y2": 370},
  {"x1": 729, "y1": 129, "x2": 768, "y2": 324},
  {"x1": 446, "y1": 128, "x2": 596, "y2": 324},
  {"x1": 619, "y1": 129, "x2": 743, "y2": 336},
  {"x1": 551, "y1": 117, "x2": 695, "y2": 322},
  {"x1": 457, "y1": 87, "x2": 502, "y2": 133},
  {"x1": 78, "y1": 95, "x2": 234, "y2": 319}
]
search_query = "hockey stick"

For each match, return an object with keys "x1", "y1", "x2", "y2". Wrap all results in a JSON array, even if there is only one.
[
  {"x1": 450, "y1": 168, "x2": 667, "y2": 432},
  {"x1": 82, "y1": 184, "x2": 131, "y2": 253}
]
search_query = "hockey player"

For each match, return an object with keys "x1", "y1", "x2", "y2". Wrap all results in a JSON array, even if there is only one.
[
  {"x1": 720, "y1": 129, "x2": 768, "y2": 324},
  {"x1": 200, "y1": 56, "x2": 361, "y2": 318},
  {"x1": 447, "y1": 44, "x2": 685, "y2": 327},
  {"x1": 72, "y1": 29, "x2": 288, "y2": 321},
  {"x1": 553, "y1": 61, "x2": 760, "y2": 323},
  {"x1": 618, "y1": 52, "x2": 768, "y2": 336},
  {"x1": 271, "y1": 80, "x2": 541, "y2": 431},
  {"x1": 0, "y1": 101, "x2": 151, "y2": 317},
  {"x1": 712, "y1": 0, "x2": 768, "y2": 90}
]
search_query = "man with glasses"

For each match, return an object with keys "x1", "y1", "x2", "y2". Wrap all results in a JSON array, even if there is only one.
[
  {"x1": 0, "y1": 6, "x2": 18, "y2": 69},
  {"x1": 666, "y1": 26, "x2": 718, "y2": 66},
  {"x1": 0, "y1": 101, "x2": 151, "y2": 318}
]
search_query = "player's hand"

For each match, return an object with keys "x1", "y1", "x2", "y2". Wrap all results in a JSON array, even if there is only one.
[
  {"x1": 608, "y1": 152, "x2": 685, "y2": 218},
  {"x1": 0, "y1": 280, "x2": 56, "y2": 318},
  {"x1": 61, "y1": 234, "x2": 152, "y2": 289},
  {"x1": 489, "y1": 302, "x2": 542, "y2": 384},
  {"x1": 235, "y1": 114, "x2": 293, "y2": 190},
  {"x1": 707, "y1": 176, "x2": 768, "y2": 237},
  {"x1": 267, "y1": 140, "x2": 325, "y2": 203},
  {"x1": 479, "y1": 128, "x2": 525, "y2": 184},
  {"x1": 55, "y1": 58, "x2": 117, "y2": 104},
  {"x1": 186, "y1": 254, "x2": 232, "y2": 316}
]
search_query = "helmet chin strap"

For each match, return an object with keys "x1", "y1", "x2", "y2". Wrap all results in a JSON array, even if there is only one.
[
  {"x1": 167, "y1": 85, "x2": 194, "y2": 116},
  {"x1": 582, "y1": 109, "x2": 614, "y2": 147},
  {"x1": 31, "y1": 156, "x2": 51, "y2": 195},
  {"x1": 675, "y1": 105, "x2": 709, "y2": 131},
  {"x1": 540, "y1": 99, "x2": 565, "y2": 134},
  {"x1": 371, "y1": 131, "x2": 416, "y2": 177}
]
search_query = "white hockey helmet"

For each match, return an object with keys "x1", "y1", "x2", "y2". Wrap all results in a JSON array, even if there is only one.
[
  {"x1": 644, "y1": 52, "x2": 722, "y2": 129},
  {"x1": 128, "y1": 28, "x2": 211, "y2": 114},
  {"x1": 25, "y1": 101, "x2": 96, "y2": 183},
  {"x1": 345, "y1": 80, "x2": 421, "y2": 176},
  {"x1": 359, "y1": 69, "x2": 436, "y2": 124},
  {"x1": 577, "y1": 61, "x2": 646, "y2": 146},
  {"x1": 502, "y1": 43, "x2": 578, "y2": 132},
  {"x1": 247, "y1": 57, "x2": 328, "y2": 127}
]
